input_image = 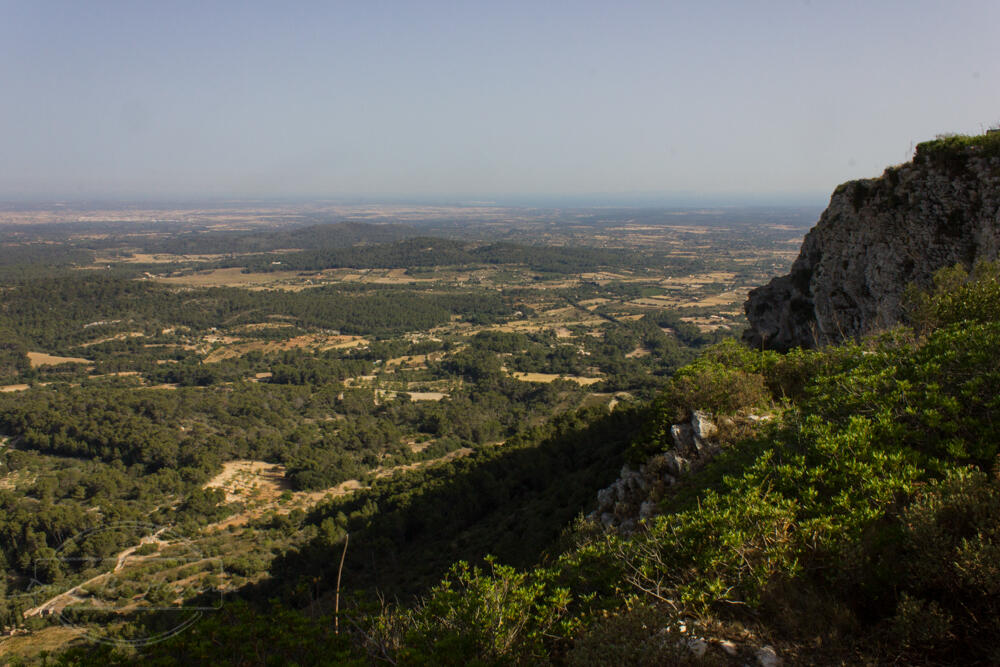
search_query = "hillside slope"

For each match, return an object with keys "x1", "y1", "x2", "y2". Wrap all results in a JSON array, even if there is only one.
[{"x1": 47, "y1": 139, "x2": 1000, "y2": 665}]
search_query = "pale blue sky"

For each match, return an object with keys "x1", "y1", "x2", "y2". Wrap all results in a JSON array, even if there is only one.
[{"x1": 1, "y1": 1, "x2": 998, "y2": 203}]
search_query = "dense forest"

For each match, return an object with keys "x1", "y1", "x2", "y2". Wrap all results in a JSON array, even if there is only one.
[
  {"x1": 229, "y1": 237, "x2": 702, "y2": 275},
  {"x1": 0, "y1": 275, "x2": 513, "y2": 352}
]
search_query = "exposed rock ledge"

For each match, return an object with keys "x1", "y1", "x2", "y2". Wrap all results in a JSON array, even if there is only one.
[
  {"x1": 744, "y1": 139, "x2": 1000, "y2": 350},
  {"x1": 590, "y1": 409, "x2": 726, "y2": 533}
]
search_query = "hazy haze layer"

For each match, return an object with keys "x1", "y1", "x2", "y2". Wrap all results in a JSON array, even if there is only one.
[{"x1": 1, "y1": 0, "x2": 998, "y2": 201}]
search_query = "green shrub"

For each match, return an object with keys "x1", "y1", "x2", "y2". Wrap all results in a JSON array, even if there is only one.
[
  {"x1": 401, "y1": 557, "x2": 575, "y2": 665},
  {"x1": 134, "y1": 543, "x2": 158, "y2": 556},
  {"x1": 656, "y1": 358, "x2": 770, "y2": 422},
  {"x1": 914, "y1": 131, "x2": 1000, "y2": 164},
  {"x1": 905, "y1": 260, "x2": 1000, "y2": 332},
  {"x1": 889, "y1": 594, "x2": 953, "y2": 648}
]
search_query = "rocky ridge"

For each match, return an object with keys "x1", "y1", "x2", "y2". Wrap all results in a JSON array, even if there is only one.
[
  {"x1": 589, "y1": 409, "x2": 722, "y2": 533},
  {"x1": 589, "y1": 409, "x2": 782, "y2": 665},
  {"x1": 744, "y1": 135, "x2": 1000, "y2": 350}
]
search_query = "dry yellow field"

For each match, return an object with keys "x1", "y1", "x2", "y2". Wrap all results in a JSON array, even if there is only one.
[
  {"x1": 511, "y1": 372, "x2": 603, "y2": 386},
  {"x1": 385, "y1": 353, "x2": 441, "y2": 368},
  {"x1": 79, "y1": 331, "x2": 145, "y2": 347},
  {"x1": 109, "y1": 252, "x2": 230, "y2": 264},
  {"x1": 629, "y1": 297, "x2": 676, "y2": 308},
  {"x1": 235, "y1": 322, "x2": 295, "y2": 331},
  {"x1": 203, "y1": 334, "x2": 366, "y2": 363},
  {"x1": 0, "y1": 627, "x2": 87, "y2": 661},
  {"x1": 27, "y1": 351, "x2": 91, "y2": 368},
  {"x1": 405, "y1": 391, "x2": 447, "y2": 401},
  {"x1": 204, "y1": 460, "x2": 290, "y2": 504},
  {"x1": 677, "y1": 289, "x2": 748, "y2": 308},
  {"x1": 203, "y1": 447, "x2": 476, "y2": 531},
  {"x1": 152, "y1": 267, "x2": 308, "y2": 288}
]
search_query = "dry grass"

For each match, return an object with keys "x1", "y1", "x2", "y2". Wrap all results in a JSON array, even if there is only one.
[
  {"x1": 79, "y1": 331, "x2": 145, "y2": 347},
  {"x1": 204, "y1": 460, "x2": 291, "y2": 504},
  {"x1": 677, "y1": 289, "x2": 747, "y2": 308},
  {"x1": 234, "y1": 322, "x2": 295, "y2": 332},
  {"x1": 630, "y1": 296, "x2": 675, "y2": 308},
  {"x1": 488, "y1": 319, "x2": 605, "y2": 335},
  {"x1": 385, "y1": 353, "x2": 441, "y2": 368},
  {"x1": 343, "y1": 374, "x2": 377, "y2": 387},
  {"x1": 575, "y1": 297, "x2": 613, "y2": 307},
  {"x1": 203, "y1": 447, "x2": 476, "y2": 532},
  {"x1": 0, "y1": 626, "x2": 87, "y2": 660},
  {"x1": 152, "y1": 267, "x2": 309, "y2": 289},
  {"x1": 373, "y1": 447, "x2": 472, "y2": 479},
  {"x1": 375, "y1": 389, "x2": 448, "y2": 401},
  {"x1": 661, "y1": 270, "x2": 737, "y2": 285},
  {"x1": 203, "y1": 333, "x2": 366, "y2": 363},
  {"x1": 114, "y1": 252, "x2": 230, "y2": 264},
  {"x1": 0, "y1": 384, "x2": 30, "y2": 393},
  {"x1": 511, "y1": 372, "x2": 603, "y2": 386},
  {"x1": 27, "y1": 351, "x2": 91, "y2": 368},
  {"x1": 403, "y1": 391, "x2": 447, "y2": 401},
  {"x1": 680, "y1": 316, "x2": 731, "y2": 331},
  {"x1": 578, "y1": 273, "x2": 630, "y2": 282},
  {"x1": 359, "y1": 268, "x2": 435, "y2": 284}
]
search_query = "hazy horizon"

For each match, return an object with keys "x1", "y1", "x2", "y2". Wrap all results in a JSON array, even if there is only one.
[
  {"x1": 2, "y1": 1, "x2": 998, "y2": 201},
  {"x1": 0, "y1": 190, "x2": 829, "y2": 209}
]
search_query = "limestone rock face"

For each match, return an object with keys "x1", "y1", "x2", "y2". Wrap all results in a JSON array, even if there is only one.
[
  {"x1": 589, "y1": 409, "x2": 724, "y2": 533},
  {"x1": 745, "y1": 144, "x2": 1000, "y2": 350}
]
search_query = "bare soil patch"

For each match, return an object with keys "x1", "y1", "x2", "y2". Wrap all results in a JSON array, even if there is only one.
[
  {"x1": 204, "y1": 447, "x2": 478, "y2": 532},
  {"x1": 204, "y1": 460, "x2": 290, "y2": 504}
]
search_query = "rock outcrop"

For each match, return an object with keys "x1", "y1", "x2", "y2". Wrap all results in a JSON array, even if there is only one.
[
  {"x1": 745, "y1": 136, "x2": 1000, "y2": 350},
  {"x1": 590, "y1": 409, "x2": 726, "y2": 533}
]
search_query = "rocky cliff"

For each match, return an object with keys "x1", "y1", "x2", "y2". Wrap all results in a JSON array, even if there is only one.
[{"x1": 744, "y1": 134, "x2": 1000, "y2": 350}]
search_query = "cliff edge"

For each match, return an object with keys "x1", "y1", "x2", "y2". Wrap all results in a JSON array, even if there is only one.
[{"x1": 744, "y1": 133, "x2": 1000, "y2": 350}]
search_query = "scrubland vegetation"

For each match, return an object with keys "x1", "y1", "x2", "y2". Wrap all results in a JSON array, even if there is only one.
[
  {"x1": 17, "y1": 210, "x2": 999, "y2": 665},
  {"x1": 41, "y1": 259, "x2": 993, "y2": 666},
  {"x1": 0, "y1": 208, "x2": 803, "y2": 663}
]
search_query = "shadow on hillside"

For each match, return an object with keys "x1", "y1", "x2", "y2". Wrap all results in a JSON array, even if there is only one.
[{"x1": 248, "y1": 406, "x2": 643, "y2": 608}]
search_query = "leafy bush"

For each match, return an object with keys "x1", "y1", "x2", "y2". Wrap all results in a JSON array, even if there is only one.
[
  {"x1": 649, "y1": 352, "x2": 770, "y2": 426},
  {"x1": 905, "y1": 260, "x2": 1000, "y2": 332},
  {"x1": 914, "y1": 131, "x2": 1000, "y2": 164},
  {"x1": 400, "y1": 558, "x2": 574, "y2": 665},
  {"x1": 883, "y1": 468, "x2": 1000, "y2": 660}
]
